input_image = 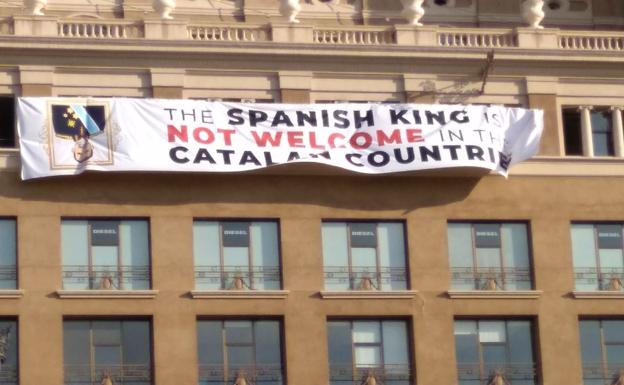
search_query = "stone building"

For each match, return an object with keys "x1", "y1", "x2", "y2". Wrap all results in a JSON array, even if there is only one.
[{"x1": 0, "y1": 0, "x2": 624, "y2": 384}]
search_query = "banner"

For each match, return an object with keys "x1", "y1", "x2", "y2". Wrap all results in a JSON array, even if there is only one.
[{"x1": 17, "y1": 98, "x2": 543, "y2": 180}]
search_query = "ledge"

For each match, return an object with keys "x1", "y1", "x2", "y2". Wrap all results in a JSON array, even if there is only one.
[
  {"x1": 320, "y1": 290, "x2": 418, "y2": 299},
  {"x1": 0, "y1": 290, "x2": 24, "y2": 299},
  {"x1": 447, "y1": 290, "x2": 542, "y2": 299},
  {"x1": 572, "y1": 291, "x2": 624, "y2": 299},
  {"x1": 56, "y1": 290, "x2": 158, "y2": 299},
  {"x1": 190, "y1": 290, "x2": 289, "y2": 299}
]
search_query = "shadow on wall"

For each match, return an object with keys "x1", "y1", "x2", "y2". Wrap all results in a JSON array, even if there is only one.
[{"x1": 0, "y1": 165, "x2": 483, "y2": 212}]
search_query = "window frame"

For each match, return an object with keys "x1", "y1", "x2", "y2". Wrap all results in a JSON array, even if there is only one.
[
  {"x1": 579, "y1": 317, "x2": 624, "y2": 384},
  {"x1": 454, "y1": 317, "x2": 539, "y2": 385},
  {"x1": 448, "y1": 220, "x2": 535, "y2": 291},
  {"x1": 0, "y1": 217, "x2": 18, "y2": 290},
  {"x1": 193, "y1": 218, "x2": 283, "y2": 290},
  {"x1": 572, "y1": 221, "x2": 624, "y2": 291},
  {"x1": 326, "y1": 317, "x2": 414, "y2": 385},
  {"x1": 62, "y1": 317, "x2": 154, "y2": 385},
  {"x1": 196, "y1": 317, "x2": 285, "y2": 385},
  {"x1": 60, "y1": 217, "x2": 152, "y2": 290},
  {"x1": 322, "y1": 219, "x2": 410, "y2": 291},
  {"x1": 0, "y1": 95, "x2": 15, "y2": 149}
]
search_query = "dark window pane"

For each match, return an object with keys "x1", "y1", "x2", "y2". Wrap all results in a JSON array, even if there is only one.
[
  {"x1": 227, "y1": 346, "x2": 254, "y2": 367},
  {"x1": 92, "y1": 321, "x2": 122, "y2": 345},
  {"x1": 328, "y1": 321, "x2": 353, "y2": 365},
  {"x1": 64, "y1": 321, "x2": 91, "y2": 366},
  {"x1": 606, "y1": 345, "x2": 624, "y2": 366},
  {"x1": 596, "y1": 225, "x2": 623, "y2": 250},
  {"x1": 94, "y1": 345, "x2": 121, "y2": 366},
  {"x1": 482, "y1": 345, "x2": 506, "y2": 366},
  {"x1": 254, "y1": 321, "x2": 281, "y2": 365},
  {"x1": 603, "y1": 321, "x2": 624, "y2": 343},
  {"x1": 474, "y1": 224, "x2": 501, "y2": 248},
  {"x1": 454, "y1": 321, "x2": 478, "y2": 364},
  {"x1": 198, "y1": 321, "x2": 224, "y2": 365},
  {"x1": 507, "y1": 321, "x2": 534, "y2": 364},
  {"x1": 0, "y1": 97, "x2": 14, "y2": 148},
  {"x1": 591, "y1": 110, "x2": 614, "y2": 156},
  {"x1": 122, "y1": 321, "x2": 151, "y2": 364},
  {"x1": 563, "y1": 108, "x2": 583, "y2": 155},
  {"x1": 0, "y1": 321, "x2": 17, "y2": 367},
  {"x1": 225, "y1": 321, "x2": 253, "y2": 344},
  {"x1": 579, "y1": 321, "x2": 602, "y2": 364}
]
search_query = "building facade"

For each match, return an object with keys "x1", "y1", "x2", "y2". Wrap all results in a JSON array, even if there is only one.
[{"x1": 1, "y1": 0, "x2": 624, "y2": 384}]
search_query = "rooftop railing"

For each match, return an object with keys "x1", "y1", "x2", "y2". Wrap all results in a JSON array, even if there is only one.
[
  {"x1": 7, "y1": 17, "x2": 624, "y2": 53},
  {"x1": 187, "y1": 25, "x2": 270, "y2": 42},
  {"x1": 58, "y1": 20, "x2": 143, "y2": 39}
]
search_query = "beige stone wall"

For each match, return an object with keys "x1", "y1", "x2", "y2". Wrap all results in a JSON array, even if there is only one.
[{"x1": 1, "y1": 172, "x2": 624, "y2": 384}]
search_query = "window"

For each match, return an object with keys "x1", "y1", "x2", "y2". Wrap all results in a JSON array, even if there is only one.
[
  {"x1": 454, "y1": 320, "x2": 537, "y2": 385},
  {"x1": 572, "y1": 223, "x2": 624, "y2": 291},
  {"x1": 193, "y1": 220, "x2": 281, "y2": 290},
  {"x1": 0, "y1": 219, "x2": 16, "y2": 289},
  {"x1": 591, "y1": 109, "x2": 615, "y2": 156},
  {"x1": 562, "y1": 106, "x2": 622, "y2": 157},
  {"x1": 563, "y1": 108, "x2": 583, "y2": 155},
  {"x1": 327, "y1": 320, "x2": 411, "y2": 385},
  {"x1": 197, "y1": 319, "x2": 284, "y2": 385},
  {"x1": 580, "y1": 320, "x2": 624, "y2": 385},
  {"x1": 63, "y1": 319, "x2": 152, "y2": 385},
  {"x1": 0, "y1": 319, "x2": 18, "y2": 385},
  {"x1": 0, "y1": 97, "x2": 14, "y2": 148},
  {"x1": 322, "y1": 222, "x2": 408, "y2": 291},
  {"x1": 61, "y1": 219, "x2": 151, "y2": 290},
  {"x1": 448, "y1": 223, "x2": 532, "y2": 290}
]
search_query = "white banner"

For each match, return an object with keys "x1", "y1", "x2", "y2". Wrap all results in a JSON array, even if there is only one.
[{"x1": 17, "y1": 98, "x2": 543, "y2": 180}]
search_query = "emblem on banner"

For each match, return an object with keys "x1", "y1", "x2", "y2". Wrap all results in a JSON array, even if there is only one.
[{"x1": 46, "y1": 100, "x2": 114, "y2": 169}]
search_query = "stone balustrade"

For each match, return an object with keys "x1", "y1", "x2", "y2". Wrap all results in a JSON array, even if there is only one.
[{"x1": 3, "y1": 17, "x2": 624, "y2": 53}]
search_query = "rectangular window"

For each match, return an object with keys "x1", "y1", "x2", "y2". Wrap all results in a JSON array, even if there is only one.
[
  {"x1": 0, "y1": 219, "x2": 16, "y2": 289},
  {"x1": 194, "y1": 220, "x2": 281, "y2": 290},
  {"x1": 580, "y1": 319, "x2": 624, "y2": 385},
  {"x1": 572, "y1": 223, "x2": 624, "y2": 291},
  {"x1": 322, "y1": 222, "x2": 408, "y2": 291},
  {"x1": 0, "y1": 97, "x2": 14, "y2": 148},
  {"x1": 591, "y1": 109, "x2": 615, "y2": 156},
  {"x1": 454, "y1": 319, "x2": 537, "y2": 385},
  {"x1": 448, "y1": 222, "x2": 532, "y2": 290},
  {"x1": 327, "y1": 320, "x2": 411, "y2": 385},
  {"x1": 63, "y1": 319, "x2": 152, "y2": 385},
  {"x1": 61, "y1": 219, "x2": 151, "y2": 290},
  {"x1": 0, "y1": 319, "x2": 18, "y2": 385},
  {"x1": 197, "y1": 319, "x2": 284, "y2": 385},
  {"x1": 563, "y1": 108, "x2": 583, "y2": 156}
]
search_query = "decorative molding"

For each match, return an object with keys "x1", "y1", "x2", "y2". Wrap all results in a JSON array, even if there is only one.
[
  {"x1": 0, "y1": 290, "x2": 24, "y2": 299},
  {"x1": 190, "y1": 290, "x2": 289, "y2": 299},
  {"x1": 572, "y1": 291, "x2": 624, "y2": 299},
  {"x1": 56, "y1": 290, "x2": 158, "y2": 298},
  {"x1": 447, "y1": 290, "x2": 542, "y2": 299},
  {"x1": 320, "y1": 290, "x2": 418, "y2": 299}
]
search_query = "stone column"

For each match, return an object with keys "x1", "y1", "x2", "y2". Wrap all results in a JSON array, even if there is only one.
[
  {"x1": 579, "y1": 106, "x2": 594, "y2": 157},
  {"x1": 611, "y1": 106, "x2": 624, "y2": 158}
]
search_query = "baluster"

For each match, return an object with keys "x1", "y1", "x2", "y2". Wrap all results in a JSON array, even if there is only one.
[{"x1": 59, "y1": 24, "x2": 65, "y2": 37}]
